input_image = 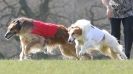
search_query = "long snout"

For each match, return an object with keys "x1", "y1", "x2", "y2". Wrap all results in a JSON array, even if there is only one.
[
  {"x1": 68, "y1": 39, "x2": 72, "y2": 43},
  {"x1": 67, "y1": 36, "x2": 75, "y2": 44},
  {"x1": 4, "y1": 31, "x2": 15, "y2": 40}
]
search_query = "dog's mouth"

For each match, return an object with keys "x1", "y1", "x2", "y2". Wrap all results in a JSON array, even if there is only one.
[
  {"x1": 4, "y1": 32, "x2": 15, "y2": 40},
  {"x1": 68, "y1": 38, "x2": 75, "y2": 44}
]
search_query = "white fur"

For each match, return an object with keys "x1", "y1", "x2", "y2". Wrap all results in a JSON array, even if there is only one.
[{"x1": 68, "y1": 19, "x2": 127, "y2": 60}]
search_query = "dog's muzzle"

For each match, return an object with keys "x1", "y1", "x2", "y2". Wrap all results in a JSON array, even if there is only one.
[
  {"x1": 68, "y1": 38, "x2": 75, "y2": 44},
  {"x1": 4, "y1": 32, "x2": 16, "y2": 39}
]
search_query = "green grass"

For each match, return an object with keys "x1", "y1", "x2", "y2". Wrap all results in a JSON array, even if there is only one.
[{"x1": 0, "y1": 60, "x2": 133, "y2": 74}]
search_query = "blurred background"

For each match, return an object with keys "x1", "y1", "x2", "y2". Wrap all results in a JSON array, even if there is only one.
[{"x1": 0, "y1": 0, "x2": 132, "y2": 59}]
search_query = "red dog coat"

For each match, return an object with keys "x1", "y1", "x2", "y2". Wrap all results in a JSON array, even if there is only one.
[{"x1": 32, "y1": 20, "x2": 58, "y2": 38}]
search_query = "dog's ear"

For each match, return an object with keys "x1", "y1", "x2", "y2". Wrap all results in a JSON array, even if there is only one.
[
  {"x1": 74, "y1": 27, "x2": 82, "y2": 35},
  {"x1": 16, "y1": 20, "x2": 22, "y2": 30}
]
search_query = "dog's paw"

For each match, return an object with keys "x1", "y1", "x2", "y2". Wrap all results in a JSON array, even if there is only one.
[
  {"x1": 76, "y1": 52, "x2": 80, "y2": 57},
  {"x1": 79, "y1": 51, "x2": 86, "y2": 56}
]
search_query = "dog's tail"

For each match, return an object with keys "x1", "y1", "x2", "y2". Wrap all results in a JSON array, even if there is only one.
[
  {"x1": 118, "y1": 44, "x2": 127, "y2": 60},
  {"x1": 102, "y1": 30, "x2": 127, "y2": 60},
  {"x1": 118, "y1": 44, "x2": 123, "y2": 52}
]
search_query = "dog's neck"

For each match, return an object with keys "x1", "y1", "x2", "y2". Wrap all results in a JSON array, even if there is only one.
[{"x1": 75, "y1": 35, "x2": 84, "y2": 45}]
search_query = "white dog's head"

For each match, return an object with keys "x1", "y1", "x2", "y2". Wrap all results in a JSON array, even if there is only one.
[
  {"x1": 68, "y1": 26, "x2": 82, "y2": 44},
  {"x1": 68, "y1": 19, "x2": 91, "y2": 44}
]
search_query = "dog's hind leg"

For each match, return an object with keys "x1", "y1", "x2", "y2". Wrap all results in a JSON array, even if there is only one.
[
  {"x1": 109, "y1": 49, "x2": 122, "y2": 60},
  {"x1": 100, "y1": 44, "x2": 122, "y2": 60},
  {"x1": 79, "y1": 53, "x2": 93, "y2": 60},
  {"x1": 59, "y1": 43, "x2": 79, "y2": 60},
  {"x1": 109, "y1": 45, "x2": 127, "y2": 60},
  {"x1": 116, "y1": 49, "x2": 127, "y2": 60},
  {"x1": 100, "y1": 45, "x2": 112, "y2": 59},
  {"x1": 105, "y1": 37, "x2": 127, "y2": 60}
]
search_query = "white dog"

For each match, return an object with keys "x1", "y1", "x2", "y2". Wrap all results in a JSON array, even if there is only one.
[{"x1": 68, "y1": 19, "x2": 127, "y2": 60}]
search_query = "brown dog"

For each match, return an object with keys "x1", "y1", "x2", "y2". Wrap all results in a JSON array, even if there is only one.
[{"x1": 5, "y1": 17, "x2": 79, "y2": 60}]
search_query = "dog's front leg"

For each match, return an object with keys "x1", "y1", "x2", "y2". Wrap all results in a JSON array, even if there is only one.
[
  {"x1": 79, "y1": 42, "x2": 92, "y2": 56},
  {"x1": 75, "y1": 40, "x2": 81, "y2": 56},
  {"x1": 19, "y1": 41, "x2": 25, "y2": 61},
  {"x1": 25, "y1": 39, "x2": 41, "y2": 59},
  {"x1": 79, "y1": 46, "x2": 87, "y2": 56}
]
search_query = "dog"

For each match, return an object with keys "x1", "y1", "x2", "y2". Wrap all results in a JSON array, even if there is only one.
[
  {"x1": 68, "y1": 19, "x2": 127, "y2": 60},
  {"x1": 4, "y1": 17, "x2": 79, "y2": 60}
]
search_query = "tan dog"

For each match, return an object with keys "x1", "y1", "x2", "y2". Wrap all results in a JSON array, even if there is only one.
[{"x1": 5, "y1": 17, "x2": 79, "y2": 60}]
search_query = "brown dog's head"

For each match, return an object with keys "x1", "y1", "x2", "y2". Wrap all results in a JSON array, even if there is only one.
[
  {"x1": 5, "y1": 18, "x2": 23, "y2": 39},
  {"x1": 5, "y1": 17, "x2": 33, "y2": 39}
]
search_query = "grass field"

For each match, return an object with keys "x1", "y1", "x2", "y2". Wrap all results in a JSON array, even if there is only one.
[{"x1": 0, "y1": 60, "x2": 133, "y2": 74}]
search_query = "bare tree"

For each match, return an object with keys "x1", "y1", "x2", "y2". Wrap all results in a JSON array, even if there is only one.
[{"x1": 19, "y1": 0, "x2": 50, "y2": 21}]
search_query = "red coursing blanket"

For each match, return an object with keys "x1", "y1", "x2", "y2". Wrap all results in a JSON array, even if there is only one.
[{"x1": 32, "y1": 20, "x2": 58, "y2": 38}]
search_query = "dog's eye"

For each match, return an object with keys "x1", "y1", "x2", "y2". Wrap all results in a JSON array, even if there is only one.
[
  {"x1": 13, "y1": 20, "x2": 16, "y2": 23},
  {"x1": 11, "y1": 20, "x2": 16, "y2": 23},
  {"x1": 72, "y1": 32, "x2": 75, "y2": 35},
  {"x1": 10, "y1": 28, "x2": 14, "y2": 31}
]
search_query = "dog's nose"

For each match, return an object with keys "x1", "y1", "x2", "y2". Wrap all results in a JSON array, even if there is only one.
[
  {"x1": 68, "y1": 39, "x2": 72, "y2": 43},
  {"x1": 4, "y1": 34, "x2": 9, "y2": 39},
  {"x1": 4, "y1": 33, "x2": 8, "y2": 38}
]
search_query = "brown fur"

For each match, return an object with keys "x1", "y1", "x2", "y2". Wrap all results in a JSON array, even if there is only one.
[
  {"x1": 5, "y1": 17, "x2": 79, "y2": 60},
  {"x1": 68, "y1": 26, "x2": 82, "y2": 36}
]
